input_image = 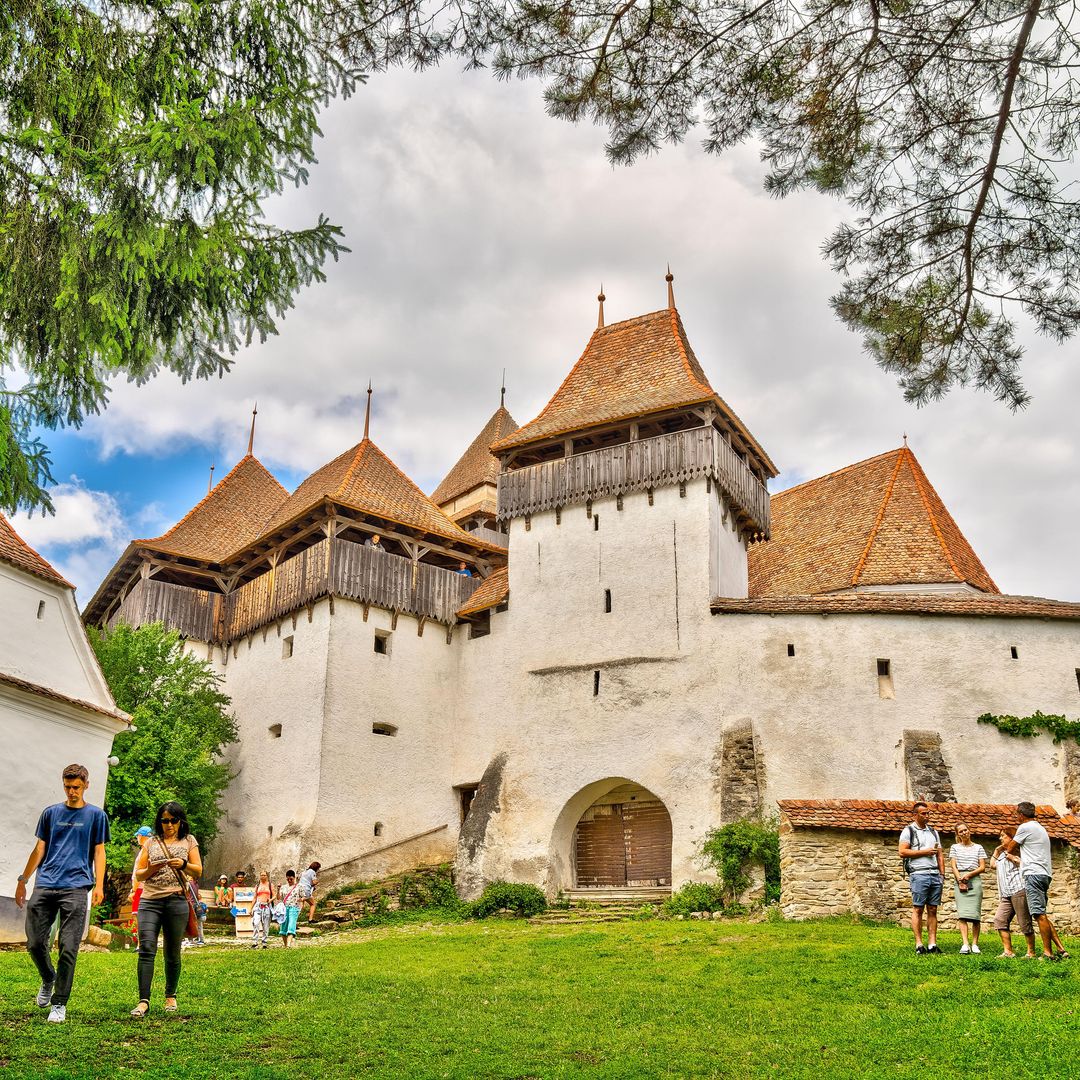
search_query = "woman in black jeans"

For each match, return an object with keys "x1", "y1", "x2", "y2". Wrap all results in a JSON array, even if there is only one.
[{"x1": 130, "y1": 802, "x2": 201, "y2": 1017}]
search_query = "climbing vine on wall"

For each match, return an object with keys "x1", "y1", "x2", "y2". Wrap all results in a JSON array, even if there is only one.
[
  {"x1": 700, "y1": 818, "x2": 781, "y2": 904},
  {"x1": 978, "y1": 711, "x2": 1080, "y2": 745}
]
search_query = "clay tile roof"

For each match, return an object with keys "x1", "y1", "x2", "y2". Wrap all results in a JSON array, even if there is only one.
[
  {"x1": 490, "y1": 308, "x2": 776, "y2": 476},
  {"x1": 457, "y1": 566, "x2": 509, "y2": 618},
  {"x1": 432, "y1": 405, "x2": 518, "y2": 507},
  {"x1": 0, "y1": 513, "x2": 72, "y2": 588},
  {"x1": 777, "y1": 799, "x2": 1079, "y2": 847},
  {"x1": 137, "y1": 456, "x2": 289, "y2": 564},
  {"x1": 263, "y1": 438, "x2": 503, "y2": 553},
  {"x1": 711, "y1": 592, "x2": 1080, "y2": 620},
  {"x1": 0, "y1": 670, "x2": 129, "y2": 725},
  {"x1": 748, "y1": 447, "x2": 997, "y2": 597}
]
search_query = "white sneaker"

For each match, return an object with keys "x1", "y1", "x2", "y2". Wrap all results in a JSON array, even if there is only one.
[
  {"x1": 959, "y1": 945, "x2": 971, "y2": 954},
  {"x1": 36, "y1": 983, "x2": 53, "y2": 1007},
  {"x1": 971, "y1": 944, "x2": 981, "y2": 954},
  {"x1": 46, "y1": 1004, "x2": 66, "y2": 1023}
]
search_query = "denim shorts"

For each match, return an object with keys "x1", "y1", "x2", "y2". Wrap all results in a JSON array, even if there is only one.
[
  {"x1": 909, "y1": 872, "x2": 943, "y2": 907},
  {"x1": 1023, "y1": 874, "x2": 1052, "y2": 917}
]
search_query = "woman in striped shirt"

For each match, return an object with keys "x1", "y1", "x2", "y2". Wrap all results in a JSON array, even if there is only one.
[{"x1": 949, "y1": 822, "x2": 986, "y2": 954}]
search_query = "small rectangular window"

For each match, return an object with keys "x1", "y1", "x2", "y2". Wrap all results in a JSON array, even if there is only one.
[
  {"x1": 616, "y1": 494, "x2": 624, "y2": 511},
  {"x1": 456, "y1": 784, "x2": 479, "y2": 824},
  {"x1": 555, "y1": 507, "x2": 562, "y2": 525},
  {"x1": 469, "y1": 614, "x2": 491, "y2": 639},
  {"x1": 36, "y1": 600, "x2": 46, "y2": 620},
  {"x1": 1010, "y1": 646, "x2": 1019, "y2": 660},
  {"x1": 787, "y1": 643, "x2": 795, "y2": 657},
  {"x1": 1076, "y1": 668, "x2": 1080, "y2": 694},
  {"x1": 593, "y1": 670, "x2": 600, "y2": 696},
  {"x1": 679, "y1": 481, "x2": 687, "y2": 498},
  {"x1": 372, "y1": 722, "x2": 398, "y2": 737},
  {"x1": 604, "y1": 589, "x2": 612, "y2": 613},
  {"x1": 268, "y1": 723, "x2": 282, "y2": 739},
  {"x1": 593, "y1": 515, "x2": 600, "y2": 531},
  {"x1": 876, "y1": 658, "x2": 891, "y2": 677},
  {"x1": 282, "y1": 636, "x2": 294, "y2": 659},
  {"x1": 374, "y1": 631, "x2": 391, "y2": 656},
  {"x1": 877, "y1": 658, "x2": 894, "y2": 699}
]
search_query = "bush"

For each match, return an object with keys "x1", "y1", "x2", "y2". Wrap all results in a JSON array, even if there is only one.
[
  {"x1": 699, "y1": 818, "x2": 781, "y2": 905},
  {"x1": 470, "y1": 881, "x2": 547, "y2": 919},
  {"x1": 662, "y1": 882, "x2": 727, "y2": 916}
]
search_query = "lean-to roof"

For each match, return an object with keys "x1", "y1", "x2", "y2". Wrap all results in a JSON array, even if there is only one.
[
  {"x1": 490, "y1": 308, "x2": 776, "y2": 475},
  {"x1": 712, "y1": 593, "x2": 1080, "y2": 620},
  {"x1": 748, "y1": 447, "x2": 997, "y2": 597},
  {"x1": 0, "y1": 513, "x2": 72, "y2": 588},
  {"x1": 0, "y1": 670, "x2": 130, "y2": 725},
  {"x1": 457, "y1": 566, "x2": 509, "y2": 617},
  {"x1": 137, "y1": 455, "x2": 289, "y2": 564},
  {"x1": 262, "y1": 438, "x2": 502, "y2": 552},
  {"x1": 432, "y1": 405, "x2": 518, "y2": 507},
  {"x1": 778, "y1": 799, "x2": 1080, "y2": 848}
]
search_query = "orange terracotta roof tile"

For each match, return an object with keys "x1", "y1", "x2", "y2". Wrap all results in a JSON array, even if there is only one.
[
  {"x1": 0, "y1": 670, "x2": 129, "y2": 724},
  {"x1": 432, "y1": 405, "x2": 518, "y2": 507},
  {"x1": 0, "y1": 513, "x2": 72, "y2": 588},
  {"x1": 777, "y1": 799, "x2": 1078, "y2": 847},
  {"x1": 748, "y1": 447, "x2": 997, "y2": 597},
  {"x1": 263, "y1": 438, "x2": 503, "y2": 553},
  {"x1": 457, "y1": 566, "x2": 508, "y2": 617},
  {"x1": 711, "y1": 592, "x2": 1080, "y2": 620},
  {"x1": 490, "y1": 308, "x2": 776, "y2": 475},
  {"x1": 137, "y1": 456, "x2": 289, "y2": 564}
]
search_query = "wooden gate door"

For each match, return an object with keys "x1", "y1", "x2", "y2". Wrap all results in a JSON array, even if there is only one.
[
  {"x1": 574, "y1": 793, "x2": 673, "y2": 887},
  {"x1": 623, "y1": 801, "x2": 673, "y2": 886},
  {"x1": 574, "y1": 807, "x2": 626, "y2": 887}
]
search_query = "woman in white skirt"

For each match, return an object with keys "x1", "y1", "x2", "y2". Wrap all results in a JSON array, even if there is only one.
[{"x1": 950, "y1": 822, "x2": 987, "y2": 953}]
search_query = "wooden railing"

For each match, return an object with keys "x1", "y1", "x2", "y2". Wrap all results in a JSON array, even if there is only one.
[
  {"x1": 496, "y1": 426, "x2": 770, "y2": 536},
  {"x1": 465, "y1": 524, "x2": 508, "y2": 548},
  {"x1": 108, "y1": 540, "x2": 483, "y2": 644}
]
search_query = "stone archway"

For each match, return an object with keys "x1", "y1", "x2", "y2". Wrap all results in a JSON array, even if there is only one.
[{"x1": 572, "y1": 782, "x2": 672, "y2": 888}]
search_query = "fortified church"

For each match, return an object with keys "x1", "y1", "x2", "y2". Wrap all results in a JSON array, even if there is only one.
[{"x1": 85, "y1": 277, "x2": 1080, "y2": 908}]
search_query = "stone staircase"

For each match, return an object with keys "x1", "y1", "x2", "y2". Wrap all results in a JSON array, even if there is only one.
[
  {"x1": 530, "y1": 887, "x2": 671, "y2": 925},
  {"x1": 307, "y1": 864, "x2": 451, "y2": 934}
]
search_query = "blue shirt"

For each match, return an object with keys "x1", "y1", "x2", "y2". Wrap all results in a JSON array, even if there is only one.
[{"x1": 34, "y1": 803, "x2": 111, "y2": 889}]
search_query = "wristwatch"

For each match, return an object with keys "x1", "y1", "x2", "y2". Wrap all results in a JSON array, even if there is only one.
[{"x1": 17, "y1": 874, "x2": 28, "y2": 883}]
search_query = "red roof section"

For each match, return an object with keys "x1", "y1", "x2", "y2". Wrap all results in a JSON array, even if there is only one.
[
  {"x1": 263, "y1": 438, "x2": 503, "y2": 552},
  {"x1": 778, "y1": 799, "x2": 1080, "y2": 847},
  {"x1": 749, "y1": 447, "x2": 997, "y2": 596},
  {"x1": 711, "y1": 593, "x2": 1080, "y2": 620},
  {"x1": 490, "y1": 308, "x2": 776, "y2": 475},
  {"x1": 137, "y1": 455, "x2": 289, "y2": 564},
  {"x1": 0, "y1": 513, "x2": 72, "y2": 588},
  {"x1": 0, "y1": 670, "x2": 129, "y2": 724},
  {"x1": 432, "y1": 405, "x2": 518, "y2": 507},
  {"x1": 457, "y1": 566, "x2": 509, "y2": 617}
]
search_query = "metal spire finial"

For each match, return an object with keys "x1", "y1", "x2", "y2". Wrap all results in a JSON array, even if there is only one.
[
  {"x1": 247, "y1": 402, "x2": 258, "y2": 456},
  {"x1": 208, "y1": 462, "x2": 215, "y2": 494},
  {"x1": 597, "y1": 285, "x2": 606, "y2": 329},
  {"x1": 364, "y1": 381, "x2": 372, "y2": 440},
  {"x1": 666, "y1": 265, "x2": 675, "y2": 310},
  {"x1": 500, "y1": 368, "x2": 506, "y2": 408},
  {"x1": 903, "y1": 432, "x2": 909, "y2": 448}
]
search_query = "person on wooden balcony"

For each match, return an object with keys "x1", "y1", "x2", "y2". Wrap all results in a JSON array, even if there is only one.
[
  {"x1": 364, "y1": 533, "x2": 382, "y2": 549},
  {"x1": 456, "y1": 561, "x2": 473, "y2": 576}
]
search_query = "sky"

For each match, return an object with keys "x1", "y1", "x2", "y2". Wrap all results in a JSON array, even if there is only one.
[{"x1": 10, "y1": 63, "x2": 1080, "y2": 603}]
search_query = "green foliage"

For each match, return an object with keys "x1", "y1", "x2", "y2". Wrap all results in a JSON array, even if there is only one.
[
  {"x1": 470, "y1": 880, "x2": 547, "y2": 919},
  {"x1": 0, "y1": 0, "x2": 369, "y2": 512},
  {"x1": 88, "y1": 622, "x2": 237, "y2": 872},
  {"x1": 346, "y1": 0, "x2": 1080, "y2": 409},
  {"x1": 662, "y1": 882, "x2": 727, "y2": 916},
  {"x1": 978, "y1": 711, "x2": 1080, "y2": 746},
  {"x1": 699, "y1": 818, "x2": 781, "y2": 905}
]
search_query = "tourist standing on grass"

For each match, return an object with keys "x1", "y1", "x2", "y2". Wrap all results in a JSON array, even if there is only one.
[
  {"x1": 278, "y1": 870, "x2": 303, "y2": 947},
  {"x1": 949, "y1": 823, "x2": 986, "y2": 954},
  {"x1": 250, "y1": 870, "x2": 274, "y2": 948},
  {"x1": 298, "y1": 862, "x2": 321, "y2": 921},
  {"x1": 1006, "y1": 802, "x2": 1070, "y2": 960},
  {"x1": 214, "y1": 875, "x2": 231, "y2": 908},
  {"x1": 130, "y1": 802, "x2": 202, "y2": 1017},
  {"x1": 899, "y1": 800, "x2": 945, "y2": 955},
  {"x1": 990, "y1": 827, "x2": 1036, "y2": 958},
  {"x1": 15, "y1": 764, "x2": 110, "y2": 1024}
]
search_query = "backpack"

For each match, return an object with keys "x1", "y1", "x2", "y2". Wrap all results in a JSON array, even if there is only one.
[{"x1": 902, "y1": 824, "x2": 939, "y2": 876}]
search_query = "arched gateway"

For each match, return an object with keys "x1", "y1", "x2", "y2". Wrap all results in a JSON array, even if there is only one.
[{"x1": 573, "y1": 782, "x2": 672, "y2": 888}]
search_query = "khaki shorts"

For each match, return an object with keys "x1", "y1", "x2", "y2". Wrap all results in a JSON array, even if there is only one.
[{"x1": 993, "y1": 891, "x2": 1033, "y2": 936}]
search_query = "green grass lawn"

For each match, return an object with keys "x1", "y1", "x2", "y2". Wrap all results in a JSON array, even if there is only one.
[{"x1": 1, "y1": 918, "x2": 1076, "y2": 1079}]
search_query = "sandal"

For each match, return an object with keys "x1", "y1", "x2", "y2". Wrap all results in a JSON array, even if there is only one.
[
  {"x1": 1055, "y1": 950, "x2": 1070, "y2": 960},
  {"x1": 130, "y1": 1000, "x2": 150, "y2": 1019},
  {"x1": 164, "y1": 998, "x2": 179, "y2": 1013}
]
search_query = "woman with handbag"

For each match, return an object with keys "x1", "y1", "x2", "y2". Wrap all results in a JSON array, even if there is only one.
[
  {"x1": 277, "y1": 870, "x2": 302, "y2": 947},
  {"x1": 129, "y1": 802, "x2": 201, "y2": 1017},
  {"x1": 250, "y1": 870, "x2": 274, "y2": 949}
]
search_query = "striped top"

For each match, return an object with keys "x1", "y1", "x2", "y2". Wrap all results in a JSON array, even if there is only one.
[
  {"x1": 949, "y1": 842, "x2": 986, "y2": 872},
  {"x1": 995, "y1": 852, "x2": 1024, "y2": 896}
]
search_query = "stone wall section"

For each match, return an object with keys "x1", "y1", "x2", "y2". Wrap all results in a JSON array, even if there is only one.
[
  {"x1": 903, "y1": 730, "x2": 956, "y2": 802},
  {"x1": 780, "y1": 826, "x2": 1080, "y2": 932},
  {"x1": 1064, "y1": 743, "x2": 1080, "y2": 810},
  {"x1": 719, "y1": 721, "x2": 764, "y2": 822}
]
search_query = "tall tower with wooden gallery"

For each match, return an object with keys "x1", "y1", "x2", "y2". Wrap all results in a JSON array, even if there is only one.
[{"x1": 487, "y1": 273, "x2": 777, "y2": 660}]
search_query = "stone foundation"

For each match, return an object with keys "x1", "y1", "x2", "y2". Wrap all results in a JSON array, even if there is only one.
[{"x1": 780, "y1": 826, "x2": 1080, "y2": 932}]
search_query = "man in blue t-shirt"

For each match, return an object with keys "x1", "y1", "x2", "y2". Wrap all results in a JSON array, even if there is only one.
[{"x1": 14, "y1": 764, "x2": 110, "y2": 1024}]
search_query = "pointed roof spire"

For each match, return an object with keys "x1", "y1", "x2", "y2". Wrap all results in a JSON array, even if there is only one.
[
  {"x1": 247, "y1": 402, "x2": 258, "y2": 456},
  {"x1": 501, "y1": 368, "x2": 506, "y2": 408},
  {"x1": 666, "y1": 265, "x2": 675, "y2": 310},
  {"x1": 208, "y1": 462, "x2": 215, "y2": 495},
  {"x1": 903, "y1": 432, "x2": 909, "y2": 448},
  {"x1": 597, "y1": 285, "x2": 606, "y2": 329},
  {"x1": 364, "y1": 381, "x2": 373, "y2": 440}
]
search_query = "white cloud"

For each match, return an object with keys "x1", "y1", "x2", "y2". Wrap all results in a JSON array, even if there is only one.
[{"x1": 11, "y1": 479, "x2": 125, "y2": 549}]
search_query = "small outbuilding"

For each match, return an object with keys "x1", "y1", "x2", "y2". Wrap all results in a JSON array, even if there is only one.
[{"x1": 778, "y1": 799, "x2": 1080, "y2": 932}]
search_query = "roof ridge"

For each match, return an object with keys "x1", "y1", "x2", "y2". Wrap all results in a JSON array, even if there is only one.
[
  {"x1": 669, "y1": 308, "x2": 716, "y2": 399},
  {"x1": 773, "y1": 447, "x2": 906, "y2": 500},
  {"x1": 335, "y1": 439, "x2": 371, "y2": 500},
  {"x1": 850, "y1": 448, "x2": 904, "y2": 586},
  {"x1": 903, "y1": 448, "x2": 964, "y2": 581},
  {"x1": 0, "y1": 513, "x2": 73, "y2": 588}
]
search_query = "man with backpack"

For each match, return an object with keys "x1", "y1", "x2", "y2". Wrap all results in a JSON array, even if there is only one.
[{"x1": 899, "y1": 800, "x2": 945, "y2": 955}]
